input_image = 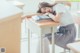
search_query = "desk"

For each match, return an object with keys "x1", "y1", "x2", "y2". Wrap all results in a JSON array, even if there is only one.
[
  {"x1": 72, "y1": 11, "x2": 80, "y2": 40},
  {"x1": 26, "y1": 18, "x2": 59, "y2": 53},
  {"x1": 77, "y1": 11, "x2": 80, "y2": 40},
  {"x1": 67, "y1": 11, "x2": 80, "y2": 53},
  {"x1": 67, "y1": 42, "x2": 80, "y2": 53}
]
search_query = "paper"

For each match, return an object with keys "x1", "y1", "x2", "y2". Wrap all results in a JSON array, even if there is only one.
[{"x1": 32, "y1": 15, "x2": 54, "y2": 22}]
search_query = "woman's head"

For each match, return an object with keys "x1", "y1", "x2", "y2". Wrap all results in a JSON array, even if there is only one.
[{"x1": 37, "y1": 2, "x2": 53, "y2": 13}]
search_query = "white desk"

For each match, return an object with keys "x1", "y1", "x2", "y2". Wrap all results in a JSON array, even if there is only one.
[
  {"x1": 26, "y1": 18, "x2": 59, "y2": 53},
  {"x1": 67, "y1": 11, "x2": 80, "y2": 53},
  {"x1": 76, "y1": 11, "x2": 80, "y2": 40},
  {"x1": 67, "y1": 42, "x2": 80, "y2": 53},
  {"x1": 77, "y1": 11, "x2": 80, "y2": 40},
  {"x1": 72, "y1": 11, "x2": 80, "y2": 40}
]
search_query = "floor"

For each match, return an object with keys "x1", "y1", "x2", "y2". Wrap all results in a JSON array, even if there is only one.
[{"x1": 20, "y1": 19, "x2": 77, "y2": 53}]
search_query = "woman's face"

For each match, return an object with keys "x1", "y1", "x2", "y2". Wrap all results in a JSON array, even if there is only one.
[{"x1": 41, "y1": 7, "x2": 53, "y2": 13}]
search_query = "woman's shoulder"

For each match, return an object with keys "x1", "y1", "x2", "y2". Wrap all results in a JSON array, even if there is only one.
[{"x1": 53, "y1": 3, "x2": 68, "y2": 13}]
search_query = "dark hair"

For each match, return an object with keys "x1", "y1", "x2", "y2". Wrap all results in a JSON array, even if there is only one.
[
  {"x1": 37, "y1": 2, "x2": 56, "y2": 15},
  {"x1": 37, "y1": 8, "x2": 42, "y2": 13},
  {"x1": 38, "y1": 2, "x2": 53, "y2": 8}
]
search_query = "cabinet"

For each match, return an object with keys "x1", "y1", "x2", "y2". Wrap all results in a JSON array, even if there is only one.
[{"x1": 0, "y1": 1, "x2": 22, "y2": 53}]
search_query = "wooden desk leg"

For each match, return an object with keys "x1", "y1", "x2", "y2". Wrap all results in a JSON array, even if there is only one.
[
  {"x1": 51, "y1": 26, "x2": 57, "y2": 53},
  {"x1": 28, "y1": 29, "x2": 30, "y2": 53}
]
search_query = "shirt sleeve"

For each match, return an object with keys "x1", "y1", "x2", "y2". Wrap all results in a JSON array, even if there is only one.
[{"x1": 53, "y1": 4, "x2": 67, "y2": 14}]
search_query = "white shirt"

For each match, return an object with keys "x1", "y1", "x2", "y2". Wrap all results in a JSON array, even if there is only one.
[{"x1": 53, "y1": 3, "x2": 74, "y2": 26}]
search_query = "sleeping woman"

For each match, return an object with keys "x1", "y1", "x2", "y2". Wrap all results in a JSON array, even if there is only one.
[
  {"x1": 23, "y1": 1, "x2": 76, "y2": 53},
  {"x1": 36, "y1": 1, "x2": 76, "y2": 53}
]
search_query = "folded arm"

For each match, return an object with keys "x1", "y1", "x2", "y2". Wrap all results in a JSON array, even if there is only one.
[{"x1": 22, "y1": 13, "x2": 43, "y2": 19}]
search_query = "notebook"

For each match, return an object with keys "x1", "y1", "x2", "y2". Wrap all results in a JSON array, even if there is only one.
[{"x1": 31, "y1": 14, "x2": 55, "y2": 22}]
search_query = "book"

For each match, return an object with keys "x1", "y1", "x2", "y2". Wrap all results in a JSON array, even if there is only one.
[{"x1": 31, "y1": 13, "x2": 55, "y2": 22}]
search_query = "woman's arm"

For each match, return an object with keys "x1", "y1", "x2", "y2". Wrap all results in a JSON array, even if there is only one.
[
  {"x1": 53, "y1": 13, "x2": 62, "y2": 22},
  {"x1": 46, "y1": 13, "x2": 62, "y2": 23},
  {"x1": 22, "y1": 13, "x2": 43, "y2": 19}
]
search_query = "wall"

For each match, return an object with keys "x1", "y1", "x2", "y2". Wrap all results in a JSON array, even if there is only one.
[
  {"x1": 71, "y1": 2, "x2": 80, "y2": 12},
  {"x1": 18, "y1": 0, "x2": 54, "y2": 15}
]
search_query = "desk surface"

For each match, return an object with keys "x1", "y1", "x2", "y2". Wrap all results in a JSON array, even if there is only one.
[
  {"x1": 27, "y1": 18, "x2": 60, "y2": 27},
  {"x1": 67, "y1": 42, "x2": 80, "y2": 53},
  {"x1": 37, "y1": 20, "x2": 59, "y2": 27}
]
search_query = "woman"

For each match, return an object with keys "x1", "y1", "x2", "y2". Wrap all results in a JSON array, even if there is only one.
[{"x1": 37, "y1": 1, "x2": 76, "y2": 50}]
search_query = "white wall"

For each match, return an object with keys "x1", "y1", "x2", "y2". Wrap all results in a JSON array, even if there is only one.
[
  {"x1": 19, "y1": 0, "x2": 54, "y2": 15},
  {"x1": 71, "y1": 2, "x2": 80, "y2": 12},
  {"x1": 78, "y1": 2, "x2": 80, "y2": 11},
  {"x1": 5, "y1": 0, "x2": 80, "y2": 14},
  {"x1": 17, "y1": 0, "x2": 80, "y2": 15}
]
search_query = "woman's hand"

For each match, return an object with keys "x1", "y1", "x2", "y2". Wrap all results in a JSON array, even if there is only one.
[
  {"x1": 53, "y1": 13, "x2": 62, "y2": 23},
  {"x1": 43, "y1": 13, "x2": 59, "y2": 22}
]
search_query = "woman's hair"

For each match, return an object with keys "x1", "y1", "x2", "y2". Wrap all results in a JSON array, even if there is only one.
[
  {"x1": 38, "y1": 2, "x2": 53, "y2": 9},
  {"x1": 37, "y1": 2, "x2": 56, "y2": 15}
]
